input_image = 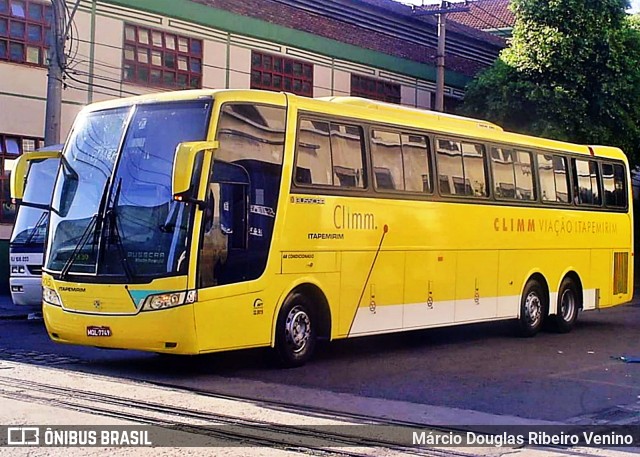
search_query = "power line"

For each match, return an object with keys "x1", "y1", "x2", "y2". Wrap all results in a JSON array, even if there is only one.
[{"x1": 63, "y1": 71, "x2": 143, "y2": 97}]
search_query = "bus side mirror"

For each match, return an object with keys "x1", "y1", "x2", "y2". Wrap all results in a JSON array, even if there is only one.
[
  {"x1": 10, "y1": 148, "x2": 62, "y2": 201},
  {"x1": 172, "y1": 141, "x2": 218, "y2": 206}
]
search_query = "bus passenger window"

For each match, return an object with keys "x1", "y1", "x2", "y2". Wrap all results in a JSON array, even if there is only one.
[
  {"x1": 401, "y1": 134, "x2": 431, "y2": 193},
  {"x1": 492, "y1": 148, "x2": 535, "y2": 201},
  {"x1": 436, "y1": 139, "x2": 486, "y2": 197},
  {"x1": 553, "y1": 156, "x2": 569, "y2": 203},
  {"x1": 589, "y1": 161, "x2": 601, "y2": 205},
  {"x1": 572, "y1": 158, "x2": 601, "y2": 206},
  {"x1": 514, "y1": 151, "x2": 535, "y2": 201},
  {"x1": 538, "y1": 154, "x2": 556, "y2": 202},
  {"x1": 602, "y1": 163, "x2": 627, "y2": 208},
  {"x1": 330, "y1": 123, "x2": 365, "y2": 189},
  {"x1": 538, "y1": 154, "x2": 570, "y2": 203},
  {"x1": 461, "y1": 141, "x2": 487, "y2": 197},
  {"x1": 371, "y1": 130, "x2": 403, "y2": 190},
  {"x1": 296, "y1": 120, "x2": 332, "y2": 185},
  {"x1": 491, "y1": 147, "x2": 515, "y2": 199},
  {"x1": 436, "y1": 139, "x2": 463, "y2": 196}
]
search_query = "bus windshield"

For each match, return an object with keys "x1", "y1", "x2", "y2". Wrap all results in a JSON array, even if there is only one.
[
  {"x1": 45, "y1": 99, "x2": 212, "y2": 281},
  {"x1": 10, "y1": 157, "x2": 60, "y2": 246}
]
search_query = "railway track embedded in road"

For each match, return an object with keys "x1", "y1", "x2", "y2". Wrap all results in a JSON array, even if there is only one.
[{"x1": 0, "y1": 373, "x2": 481, "y2": 457}]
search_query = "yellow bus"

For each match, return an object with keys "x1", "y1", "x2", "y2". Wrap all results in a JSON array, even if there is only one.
[{"x1": 39, "y1": 89, "x2": 633, "y2": 366}]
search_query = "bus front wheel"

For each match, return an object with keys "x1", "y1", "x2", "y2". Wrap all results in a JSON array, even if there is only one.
[
  {"x1": 517, "y1": 279, "x2": 546, "y2": 337},
  {"x1": 550, "y1": 278, "x2": 579, "y2": 333},
  {"x1": 274, "y1": 293, "x2": 317, "y2": 368}
]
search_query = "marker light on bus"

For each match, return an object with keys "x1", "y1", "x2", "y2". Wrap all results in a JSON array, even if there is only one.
[
  {"x1": 141, "y1": 290, "x2": 197, "y2": 311},
  {"x1": 43, "y1": 287, "x2": 61, "y2": 306}
]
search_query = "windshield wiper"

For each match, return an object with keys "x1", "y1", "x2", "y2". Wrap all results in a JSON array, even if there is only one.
[
  {"x1": 59, "y1": 179, "x2": 110, "y2": 280},
  {"x1": 103, "y1": 178, "x2": 135, "y2": 282},
  {"x1": 60, "y1": 213, "x2": 98, "y2": 280}
]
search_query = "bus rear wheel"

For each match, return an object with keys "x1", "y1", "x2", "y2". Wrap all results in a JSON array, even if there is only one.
[
  {"x1": 550, "y1": 278, "x2": 579, "y2": 333},
  {"x1": 274, "y1": 293, "x2": 317, "y2": 368},
  {"x1": 517, "y1": 279, "x2": 546, "y2": 337}
]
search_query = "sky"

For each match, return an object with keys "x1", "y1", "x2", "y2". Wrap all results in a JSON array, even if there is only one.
[{"x1": 400, "y1": 0, "x2": 640, "y2": 14}]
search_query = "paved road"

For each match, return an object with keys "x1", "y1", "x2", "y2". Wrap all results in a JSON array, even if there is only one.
[{"x1": 1, "y1": 298, "x2": 640, "y2": 424}]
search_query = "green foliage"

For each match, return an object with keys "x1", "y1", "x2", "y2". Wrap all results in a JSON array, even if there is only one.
[{"x1": 462, "y1": 0, "x2": 640, "y2": 164}]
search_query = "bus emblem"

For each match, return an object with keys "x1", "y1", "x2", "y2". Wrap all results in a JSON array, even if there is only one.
[
  {"x1": 253, "y1": 298, "x2": 264, "y2": 316},
  {"x1": 94, "y1": 300, "x2": 101, "y2": 310}
]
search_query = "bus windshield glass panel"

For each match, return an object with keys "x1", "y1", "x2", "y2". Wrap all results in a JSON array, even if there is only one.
[
  {"x1": 10, "y1": 157, "x2": 60, "y2": 246},
  {"x1": 46, "y1": 100, "x2": 212, "y2": 280}
]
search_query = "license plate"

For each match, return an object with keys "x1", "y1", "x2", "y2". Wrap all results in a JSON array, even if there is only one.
[{"x1": 86, "y1": 326, "x2": 112, "y2": 337}]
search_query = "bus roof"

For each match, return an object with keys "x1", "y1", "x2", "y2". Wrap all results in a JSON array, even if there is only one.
[
  {"x1": 320, "y1": 96, "x2": 504, "y2": 132},
  {"x1": 81, "y1": 89, "x2": 628, "y2": 163},
  {"x1": 311, "y1": 95, "x2": 627, "y2": 162}
]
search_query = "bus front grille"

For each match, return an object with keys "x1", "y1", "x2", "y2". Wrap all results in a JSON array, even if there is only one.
[{"x1": 613, "y1": 252, "x2": 629, "y2": 295}]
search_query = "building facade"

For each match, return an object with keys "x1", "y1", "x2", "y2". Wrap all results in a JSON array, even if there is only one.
[{"x1": 0, "y1": 0, "x2": 504, "y2": 289}]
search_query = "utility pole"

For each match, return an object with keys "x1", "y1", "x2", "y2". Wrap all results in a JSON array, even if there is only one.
[
  {"x1": 435, "y1": 5, "x2": 447, "y2": 112},
  {"x1": 44, "y1": 0, "x2": 80, "y2": 145},
  {"x1": 44, "y1": 0, "x2": 65, "y2": 146},
  {"x1": 413, "y1": 1, "x2": 470, "y2": 112}
]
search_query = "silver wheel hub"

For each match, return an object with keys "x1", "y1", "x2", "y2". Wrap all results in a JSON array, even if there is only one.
[
  {"x1": 560, "y1": 289, "x2": 576, "y2": 322},
  {"x1": 524, "y1": 292, "x2": 542, "y2": 327},
  {"x1": 285, "y1": 306, "x2": 310, "y2": 353}
]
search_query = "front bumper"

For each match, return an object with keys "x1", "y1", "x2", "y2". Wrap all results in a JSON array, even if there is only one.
[
  {"x1": 43, "y1": 303, "x2": 199, "y2": 354},
  {"x1": 10, "y1": 277, "x2": 43, "y2": 307}
]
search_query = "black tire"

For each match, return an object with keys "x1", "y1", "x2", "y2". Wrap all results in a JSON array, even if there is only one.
[
  {"x1": 550, "y1": 278, "x2": 580, "y2": 333},
  {"x1": 517, "y1": 279, "x2": 546, "y2": 337},
  {"x1": 274, "y1": 293, "x2": 317, "y2": 368}
]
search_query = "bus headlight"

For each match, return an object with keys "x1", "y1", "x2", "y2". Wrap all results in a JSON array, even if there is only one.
[
  {"x1": 11, "y1": 266, "x2": 25, "y2": 274},
  {"x1": 141, "y1": 290, "x2": 197, "y2": 311},
  {"x1": 43, "y1": 287, "x2": 62, "y2": 306}
]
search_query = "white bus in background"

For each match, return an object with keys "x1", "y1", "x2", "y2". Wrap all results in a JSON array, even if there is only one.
[{"x1": 9, "y1": 146, "x2": 61, "y2": 307}]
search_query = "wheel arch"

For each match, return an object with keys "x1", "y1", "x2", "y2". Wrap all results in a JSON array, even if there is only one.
[
  {"x1": 519, "y1": 271, "x2": 550, "y2": 318},
  {"x1": 270, "y1": 279, "x2": 332, "y2": 347},
  {"x1": 557, "y1": 270, "x2": 584, "y2": 312}
]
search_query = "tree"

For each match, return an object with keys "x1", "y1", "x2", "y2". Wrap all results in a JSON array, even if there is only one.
[{"x1": 462, "y1": 0, "x2": 640, "y2": 164}]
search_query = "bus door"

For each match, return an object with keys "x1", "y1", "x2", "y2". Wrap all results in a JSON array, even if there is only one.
[
  {"x1": 197, "y1": 160, "x2": 249, "y2": 288},
  {"x1": 194, "y1": 102, "x2": 286, "y2": 351},
  {"x1": 196, "y1": 159, "x2": 282, "y2": 349},
  {"x1": 10, "y1": 148, "x2": 61, "y2": 307}
]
